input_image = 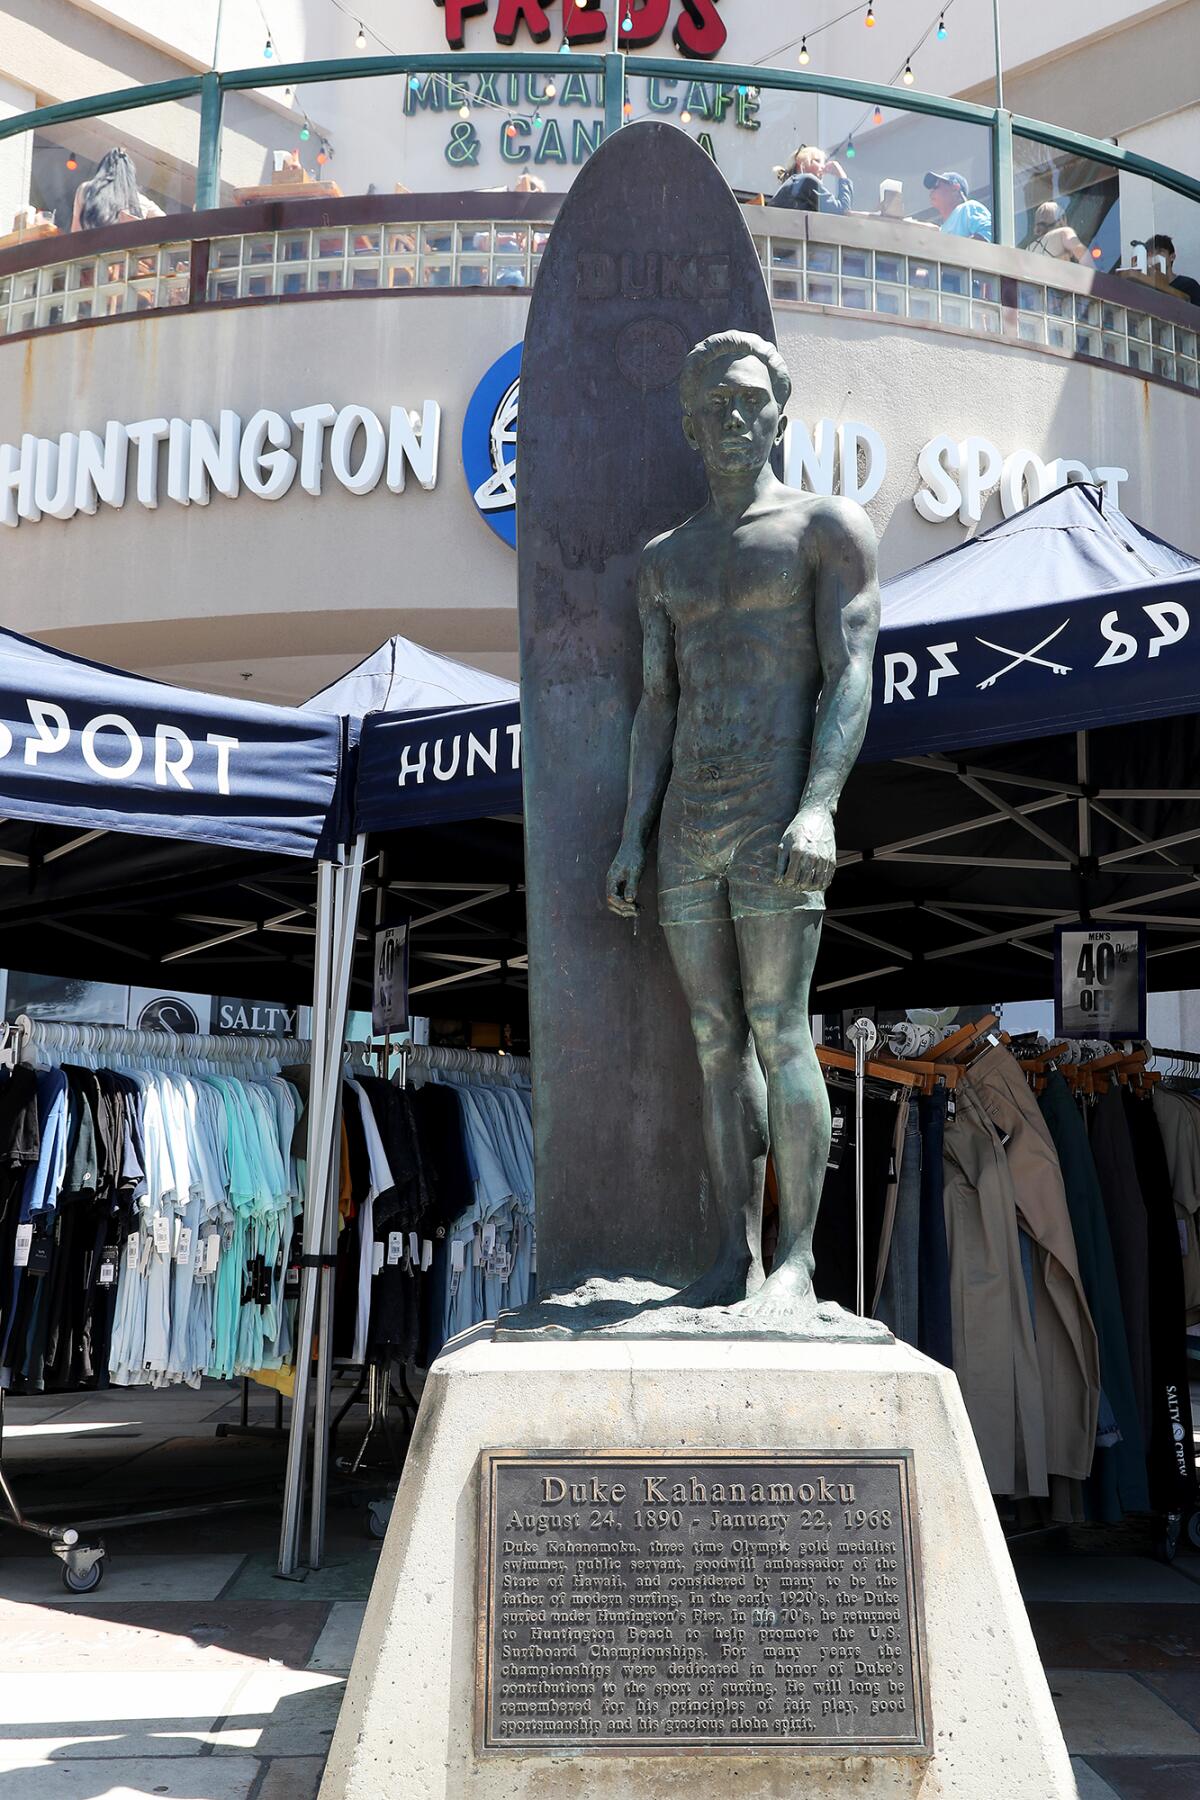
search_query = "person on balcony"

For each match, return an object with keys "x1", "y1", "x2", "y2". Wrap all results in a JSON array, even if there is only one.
[
  {"x1": 1028, "y1": 201, "x2": 1091, "y2": 264},
  {"x1": 923, "y1": 170, "x2": 992, "y2": 242},
  {"x1": 1144, "y1": 234, "x2": 1200, "y2": 307},
  {"x1": 770, "y1": 145, "x2": 853, "y2": 215},
  {"x1": 71, "y1": 147, "x2": 164, "y2": 231}
]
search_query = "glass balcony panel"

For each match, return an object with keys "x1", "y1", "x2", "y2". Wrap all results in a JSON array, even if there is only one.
[{"x1": 1013, "y1": 132, "x2": 1115, "y2": 270}]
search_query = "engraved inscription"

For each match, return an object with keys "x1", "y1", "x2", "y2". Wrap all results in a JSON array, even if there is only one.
[
  {"x1": 477, "y1": 1450, "x2": 928, "y2": 1755},
  {"x1": 575, "y1": 250, "x2": 733, "y2": 302}
]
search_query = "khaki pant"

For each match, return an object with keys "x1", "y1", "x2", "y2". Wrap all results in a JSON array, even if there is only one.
[
  {"x1": 943, "y1": 1086, "x2": 1047, "y2": 1499},
  {"x1": 964, "y1": 1047, "x2": 1100, "y2": 1484},
  {"x1": 1152, "y1": 1089, "x2": 1200, "y2": 1325}
]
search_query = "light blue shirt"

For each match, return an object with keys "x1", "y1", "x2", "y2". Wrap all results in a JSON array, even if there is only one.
[{"x1": 941, "y1": 198, "x2": 993, "y2": 242}]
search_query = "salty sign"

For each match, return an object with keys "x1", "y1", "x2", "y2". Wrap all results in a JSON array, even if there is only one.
[{"x1": 354, "y1": 699, "x2": 522, "y2": 832}]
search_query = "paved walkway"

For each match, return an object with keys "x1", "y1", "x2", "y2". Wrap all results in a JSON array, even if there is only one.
[{"x1": 1, "y1": 1382, "x2": 1198, "y2": 1797}]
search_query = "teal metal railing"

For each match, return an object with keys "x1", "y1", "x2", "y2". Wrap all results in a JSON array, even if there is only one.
[{"x1": 1, "y1": 51, "x2": 1198, "y2": 254}]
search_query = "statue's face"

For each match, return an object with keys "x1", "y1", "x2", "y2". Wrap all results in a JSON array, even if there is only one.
[{"x1": 685, "y1": 354, "x2": 783, "y2": 477}]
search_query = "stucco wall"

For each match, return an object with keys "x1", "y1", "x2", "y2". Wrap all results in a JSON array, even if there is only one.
[{"x1": 0, "y1": 287, "x2": 1194, "y2": 702}]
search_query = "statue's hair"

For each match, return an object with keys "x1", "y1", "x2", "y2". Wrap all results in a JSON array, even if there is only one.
[{"x1": 680, "y1": 332, "x2": 792, "y2": 414}]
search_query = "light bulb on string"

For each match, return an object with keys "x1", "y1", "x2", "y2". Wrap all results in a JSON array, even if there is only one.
[
  {"x1": 545, "y1": 80, "x2": 557, "y2": 97},
  {"x1": 533, "y1": 109, "x2": 543, "y2": 127},
  {"x1": 409, "y1": 74, "x2": 421, "y2": 91},
  {"x1": 505, "y1": 120, "x2": 520, "y2": 139},
  {"x1": 459, "y1": 101, "x2": 471, "y2": 120},
  {"x1": 623, "y1": 99, "x2": 633, "y2": 117},
  {"x1": 621, "y1": 12, "x2": 633, "y2": 29},
  {"x1": 798, "y1": 38, "x2": 810, "y2": 65},
  {"x1": 902, "y1": 60, "x2": 914, "y2": 85},
  {"x1": 680, "y1": 108, "x2": 692, "y2": 124},
  {"x1": 299, "y1": 119, "x2": 310, "y2": 140},
  {"x1": 263, "y1": 36, "x2": 274, "y2": 58},
  {"x1": 872, "y1": 105, "x2": 883, "y2": 125},
  {"x1": 355, "y1": 22, "x2": 366, "y2": 48},
  {"x1": 865, "y1": 4, "x2": 875, "y2": 26},
  {"x1": 65, "y1": 150, "x2": 78, "y2": 170},
  {"x1": 846, "y1": 136, "x2": 856, "y2": 158},
  {"x1": 937, "y1": 13, "x2": 947, "y2": 38}
]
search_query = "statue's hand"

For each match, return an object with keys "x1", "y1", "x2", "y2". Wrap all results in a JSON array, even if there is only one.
[
  {"x1": 777, "y1": 806, "x2": 837, "y2": 891},
  {"x1": 606, "y1": 843, "x2": 645, "y2": 918}
]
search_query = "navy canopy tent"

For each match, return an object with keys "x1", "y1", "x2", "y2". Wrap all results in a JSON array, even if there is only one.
[
  {"x1": 831, "y1": 486, "x2": 1200, "y2": 1007},
  {"x1": 0, "y1": 626, "x2": 344, "y2": 1001},
  {"x1": 306, "y1": 638, "x2": 525, "y2": 1025}
]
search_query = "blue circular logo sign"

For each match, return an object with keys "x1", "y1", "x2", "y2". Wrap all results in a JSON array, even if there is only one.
[{"x1": 462, "y1": 343, "x2": 522, "y2": 550}]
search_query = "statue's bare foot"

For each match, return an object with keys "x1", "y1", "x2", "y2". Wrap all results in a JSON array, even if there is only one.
[
  {"x1": 734, "y1": 1256, "x2": 819, "y2": 1327},
  {"x1": 660, "y1": 1248, "x2": 761, "y2": 1311}
]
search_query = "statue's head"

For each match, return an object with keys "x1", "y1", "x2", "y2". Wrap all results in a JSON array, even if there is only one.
[{"x1": 680, "y1": 332, "x2": 790, "y2": 478}]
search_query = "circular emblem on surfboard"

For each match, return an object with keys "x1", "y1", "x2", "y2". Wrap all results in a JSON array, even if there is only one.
[
  {"x1": 462, "y1": 342, "x2": 522, "y2": 549},
  {"x1": 615, "y1": 316, "x2": 690, "y2": 391}
]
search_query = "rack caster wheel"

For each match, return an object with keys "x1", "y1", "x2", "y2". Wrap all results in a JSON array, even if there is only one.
[
  {"x1": 1187, "y1": 1508, "x2": 1200, "y2": 1552},
  {"x1": 1154, "y1": 1513, "x2": 1182, "y2": 1565},
  {"x1": 367, "y1": 1498, "x2": 391, "y2": 1541},
  {"x1": 54, "y1": 1542, "x2": 106, "y2": 1593}
]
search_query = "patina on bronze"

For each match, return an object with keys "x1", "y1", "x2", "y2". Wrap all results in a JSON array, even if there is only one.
[
  {"x1": 606, "y1": 332, "x2": 881, "y2": 1333},
  {"x1": 477, "y1": 1448, "x2": 929, "y2": 1756}
]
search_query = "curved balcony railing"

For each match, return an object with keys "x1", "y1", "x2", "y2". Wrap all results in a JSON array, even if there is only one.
[{"x1": 0, "y1": 51, "x2": 1196, "y2": 392}]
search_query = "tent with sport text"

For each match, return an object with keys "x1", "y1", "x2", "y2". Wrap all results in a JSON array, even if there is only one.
[{"x1": 828, "y1": 485, "x2": 1200, "y2": 1008}]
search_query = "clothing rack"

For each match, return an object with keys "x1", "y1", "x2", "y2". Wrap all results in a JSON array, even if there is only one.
[
  {"x1": 0, "y1": 1014, "x2": 323, "y2": 1592},
  {"x1": 396, "y1": 1043, "x2": 531, "y2": 1085}
]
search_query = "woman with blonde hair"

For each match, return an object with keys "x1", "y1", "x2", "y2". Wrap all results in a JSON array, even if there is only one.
[{"x1": 770, "y1": 143, "x2": 853, "y2": 214}]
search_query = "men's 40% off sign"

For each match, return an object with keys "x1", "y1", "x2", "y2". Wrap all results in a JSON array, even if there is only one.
[{"x1": 1054, "y1": 925, "x2": 1146, "y2": 1040}]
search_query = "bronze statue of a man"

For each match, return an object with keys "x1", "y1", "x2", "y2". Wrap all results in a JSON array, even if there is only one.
[{"x1": 606, "y1": 331, "x2": 880, "y2": 1327}]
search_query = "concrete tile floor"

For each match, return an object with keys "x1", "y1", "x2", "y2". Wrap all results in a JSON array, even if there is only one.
[{"x1": 2, "y1": 1381, "x2": 1199, "y2": 1798}]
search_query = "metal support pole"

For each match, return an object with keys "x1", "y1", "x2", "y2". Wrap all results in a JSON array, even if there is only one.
[
  {"x1": 992, "y1": 107, "x2": 1015, "y2": 247},
  {"x1": 309, "y1": 835, "x2": 367, "y2": 1570},
  {"x1": 196, "y1": 69, "x2": 223, "y2": 212},
  {"x1": 278, "y1": 857, "x2": 336, "y2": 1578},
  {"x1": 603, "y1": 52, "x2": 625, "y2": 141},
  {"x1": 991, "y1": 0, "x2": 1005, "y2": 110},
  {"x1": 846, "y1": 1017, "x2": 878, "y2": 1318}
]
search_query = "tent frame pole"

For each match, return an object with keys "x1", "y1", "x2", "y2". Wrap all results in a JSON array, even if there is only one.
[
  {"x1": 309, "y1": 833, "x2": 367, "y2": 1570},
  {"x1": 278, "y1": 856, "x2": 337, "y2": 1578}
]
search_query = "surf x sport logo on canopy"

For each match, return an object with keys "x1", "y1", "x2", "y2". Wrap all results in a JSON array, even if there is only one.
[{"x1": 463, "y1": 342, "x2": 522, "y2": 548}]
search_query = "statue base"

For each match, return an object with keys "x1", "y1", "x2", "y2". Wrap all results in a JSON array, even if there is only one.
[
  {"x1": 496, "y1": 1275, "x2": 893, "y2": 1343},
  {"x1": 319, "y1": 1332, "x2": 1074, "y2": 1800}
]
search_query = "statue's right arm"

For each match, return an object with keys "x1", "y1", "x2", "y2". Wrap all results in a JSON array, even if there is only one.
[{"x1": 607, "y1": 552, "x2": 678, "y2": 915}]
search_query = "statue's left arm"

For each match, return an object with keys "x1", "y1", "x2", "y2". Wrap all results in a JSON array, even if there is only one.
[{"x1": 778, "y1": 501, "x2": 881, "y2": 889}]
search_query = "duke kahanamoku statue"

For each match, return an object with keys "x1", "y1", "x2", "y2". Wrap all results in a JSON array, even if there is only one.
[{"x1": 606, "y1": 332, "x2": 880, "y2": 1328}]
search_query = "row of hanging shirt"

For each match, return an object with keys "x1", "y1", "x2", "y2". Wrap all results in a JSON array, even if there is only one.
[{"x1": 0, "y1": 1036, "x2": 305, "y2": 1392}]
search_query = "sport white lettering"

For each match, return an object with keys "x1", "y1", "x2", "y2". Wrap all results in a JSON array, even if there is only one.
[
  {"x1": 883, "y1": 652, "x2": 917, "y2": 704},
  {"x1": 999, "y1": 449, "x2": 1049, "y2": 519},
  {"x1": 205, "y1": 734, "x2": 239, "y2": 796},
  {"x1": 913, "y1": 433, "x2": 960, "y2": 522},
  {"x1": 398, "y1": 742, "x2": 427, "y2": 786},
  {"x1": 466, "y1": 730, "x2": 498, "y2": 775},
  {"x1": 927, "y1": 642, "x2": 959, "y2": 696},
  {"x1": 432, "y1": 735, "x2": 461, "y2": 781},
  {"x1": 1096, "y1": 609, "x2": 1138, "y2": 667},
  {"x1": 81, "y1": 713, "x2": 142, "y2": 780},
  {"x1": 154, "y1": 725, "x2": 195, "y2": 789},
  {"x1": 25, "y1": 700, "x2": 70, "y2": 765},
  {"x1": 958, "y1": 435, "x2": 1002, "y2": 526},
  {"x1": 1091, "y1": 465, "x2": 1129, "y2": 507},
  {"x1": 1144, "y1": 600, "x2": 1189, "y2": 659}
]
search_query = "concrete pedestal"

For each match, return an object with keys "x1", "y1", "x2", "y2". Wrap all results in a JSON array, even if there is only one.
[{"x1": 319, "y1": 1332, "x2": 1075, "y2": 1799}]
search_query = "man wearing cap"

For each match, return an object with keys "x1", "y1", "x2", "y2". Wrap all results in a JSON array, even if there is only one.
[{"x1": 924, "y1": 169, "x2": 993, "y2": 242}]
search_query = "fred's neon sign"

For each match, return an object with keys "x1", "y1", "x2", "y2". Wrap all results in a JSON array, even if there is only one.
[{"x1": 435, "y1": 0, "x2": 727, "y2": 58}]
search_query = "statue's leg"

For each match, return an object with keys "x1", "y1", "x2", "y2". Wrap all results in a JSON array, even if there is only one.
[
  {"x1": 733, "y1": 909, "x2": 827, "y2": 1323},
  {"x1": 662, "y1": 916, "x2": 768, "y2": 1305}
]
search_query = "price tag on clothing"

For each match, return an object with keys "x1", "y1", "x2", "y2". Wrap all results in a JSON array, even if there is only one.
[
  {"x1": 372, "y1": 1241, "x2": 385, "y2": 1276},
  {"x1": 152, "y1": 1216, "x2": 171, "y2": 1256},
  {"x1": 450, "y1": 1239, "x2": 466, "y2": 1273},
  {"x1": 204, "y1": 1234, "x2": 221, "y2": 1275},
  {"x1": 97, "y1": 1249, "x2": 118, "y2": 1287},
  {"x1": 175, "y1": 1226, "x2": 193, "y2": 1267},
  {"x1": 387, "y1": 1231, "x2": 404, "y2": 1266},
  {"x1": 482, "y1": 1221, "x2": 497, "y2": 1254},
  {"x1": 408, "y1": 1232, "x2": 420, "y2": 1265},
  {"x1": 946, "y1": 1093, "x2": 957, "y2": 1120},
  {"x1": 827, "y1": 1106, "x2": 847, "y2": 1171},
  {"x1": 12, "y1": 1222, "x2": 32, "y2": 1268},
  {"x1": 127, "y1": 1232, "x2": 141, "y2": 1269},
  {"x1": 420, "y1": 1238, "x2": 433, "y2": 1271}
]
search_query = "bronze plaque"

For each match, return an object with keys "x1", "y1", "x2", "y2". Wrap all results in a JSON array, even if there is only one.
[{"x1": 477, "y1": 1449, "x2": 929, "y2": 1756}]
